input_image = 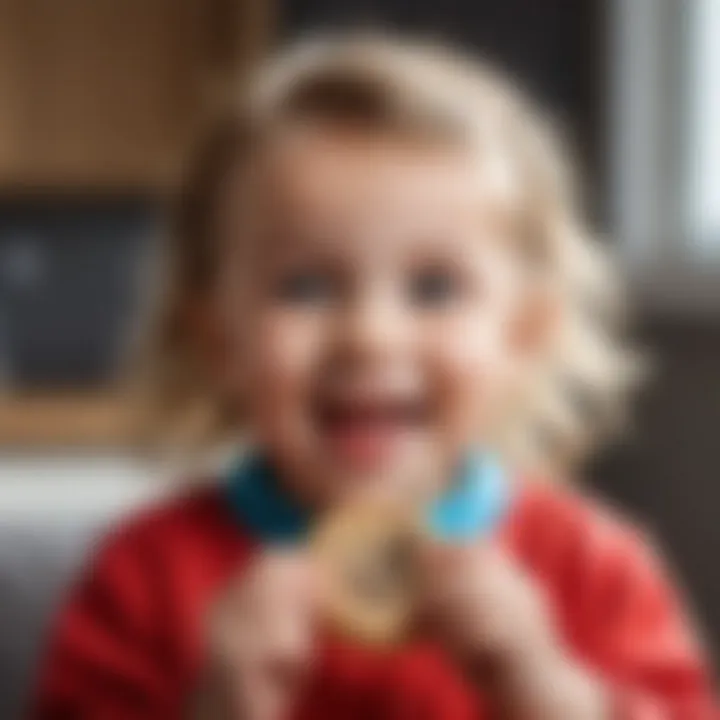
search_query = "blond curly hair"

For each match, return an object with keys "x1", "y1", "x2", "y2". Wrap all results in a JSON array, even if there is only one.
[{"x1": 135, "y1": 35, "x2": 641, "y2": 475}]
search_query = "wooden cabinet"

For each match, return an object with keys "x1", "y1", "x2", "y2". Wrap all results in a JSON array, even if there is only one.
[
  {"x1": 0, "y1": 0, "x2": 271, "y2": 191},
  {"x1": 0, "y1": 0, "x2": 272, "y2": 447},
  {"x1": 0, "y1": 392, "x2": 135, "y2": 447}
]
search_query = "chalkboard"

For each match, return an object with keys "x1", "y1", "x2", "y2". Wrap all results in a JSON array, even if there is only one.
[{"x1": 0, "y1": 200, "x2": 158, "y2": 388}]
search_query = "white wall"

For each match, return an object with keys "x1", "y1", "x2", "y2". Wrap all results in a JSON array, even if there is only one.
[{"x1": 0, "y1": 454, "x2": 160, "y2": 521}]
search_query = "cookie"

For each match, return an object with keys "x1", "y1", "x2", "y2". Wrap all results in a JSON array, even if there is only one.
[{"x1": 312, "y1": 501, "x2": 422, "y2": 646}]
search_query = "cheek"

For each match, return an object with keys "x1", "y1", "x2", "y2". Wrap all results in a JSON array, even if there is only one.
[
  {"x1": 245, "y1": 311, "x2": 327, "y2": 418},
  {"x1": 427, "y1": 310, "x2": 516, "y2": 431}
]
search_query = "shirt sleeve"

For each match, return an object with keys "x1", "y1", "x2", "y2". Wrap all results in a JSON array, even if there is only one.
[
  {"x1": 28, "y1": 525, "x2": 183, "y2": 719},
  {"x1": 556, "y1": 504, "x2": 718, "y2": 719}
]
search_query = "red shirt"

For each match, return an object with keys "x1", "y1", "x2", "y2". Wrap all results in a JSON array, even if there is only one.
[{"x1": 30, "y1": 482, "x2": 717, "y2": 718}]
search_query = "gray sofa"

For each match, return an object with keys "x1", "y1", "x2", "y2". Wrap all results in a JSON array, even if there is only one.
[
  {"x1": 0, "y1": 516, "x2": 107, "y2": 718},
  {"x1": 0, "y1": 459, "x2": 158, "y2": 719}
]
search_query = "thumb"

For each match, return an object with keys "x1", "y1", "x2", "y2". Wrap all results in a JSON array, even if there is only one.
[
  {"x1": 261, "y1": 549, "x2": 319, "y2": 605},
  {"x1": 240, "y1": 667, "x2": 295, "y2": 720}
]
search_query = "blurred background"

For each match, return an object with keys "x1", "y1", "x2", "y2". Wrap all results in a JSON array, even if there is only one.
[{"x1": 0, "y1": 0, "x2": 718, "y2": 715}]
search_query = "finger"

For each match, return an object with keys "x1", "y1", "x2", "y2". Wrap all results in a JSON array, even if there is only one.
[
  {"x1": 415, "y1": 540, "x2": 471, "y2": 601},
  {"x1": 416, "y1": 538, "x2": 460, "y2": 576},
  {"x1": 261, "y1": 549, "x2": 317, "y2": 594},
  {"x1": 222, "y1": 548, "x2": 314, "y2": 600},
  {"x1": 239, "y1": 670, "x2": 293, "y2": 720},
  {"x1": 206, "y1": 555, "x2": 310, "y2": 665},
  {"x1": 263, "y1": 554, "x2": 325, "y2": 630},
  {"x1": 416, "y1": 541, "x2": 465, "y2": 605},
  {"x1": 265, "y1": 649, "x2": 315, "y2": 697},
  {"x1": 415, "y1": 542, "x2": 493, "y2": 621}
]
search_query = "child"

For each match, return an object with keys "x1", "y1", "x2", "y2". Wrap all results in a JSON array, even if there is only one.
[{"x1": 31, "y1": 37, "x2": 717, "y2": 719}]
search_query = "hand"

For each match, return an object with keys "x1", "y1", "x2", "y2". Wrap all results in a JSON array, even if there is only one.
[
  {"x1": 419, "y1": 542, "x2": 553, "y2": 664},
  {"x1": 419, "y1": 542, "x2": 607, "y2": 720},
  {"x1": 193, "y1": 550, "x2": 318, "y2": 720}
]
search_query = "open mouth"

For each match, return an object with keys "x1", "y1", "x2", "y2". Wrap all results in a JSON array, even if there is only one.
[{"x1": 314, "y1": 394, "x2": 430, "y2": 466}]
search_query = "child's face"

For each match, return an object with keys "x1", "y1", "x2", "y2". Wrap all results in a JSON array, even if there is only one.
[{"x1": 219, "y1": 126, "x2": 535, "y2": 506}]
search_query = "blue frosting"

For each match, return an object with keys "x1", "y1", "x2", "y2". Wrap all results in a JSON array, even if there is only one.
[
  {"x1": 227, "y1": 451, "x2": 509, "y2": 544},
  {"x1": 426, "y1": 452, "x2": 508, "y2": 541}
]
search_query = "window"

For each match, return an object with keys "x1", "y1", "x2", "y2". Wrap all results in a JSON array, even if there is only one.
[
  {"x1": 610, "y1": 0, "x2": 720, "y2": 311},
  {"x1": 685, "y1": 0, "x2": 720, "y2": 255}
]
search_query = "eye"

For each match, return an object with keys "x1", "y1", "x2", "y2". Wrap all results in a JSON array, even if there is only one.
[
  {"x1": 408, "y1": 265, "x2": 463, "y2": 307},
  {"x1": 274, "y1": 268, "x2": 336, "y2": 305}
]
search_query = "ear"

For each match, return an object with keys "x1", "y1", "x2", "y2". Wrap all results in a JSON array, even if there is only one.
[{"x1": 510, "y1": 285, "x2": 560, "y2": 359}]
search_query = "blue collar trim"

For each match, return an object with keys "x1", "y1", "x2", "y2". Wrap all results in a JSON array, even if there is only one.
[
  {"x1": 226, "y1": 451, "x2": 510, "y2": 544},
  {"x1": 226, "y1": 454, "x2": 309, "y2": 543}
]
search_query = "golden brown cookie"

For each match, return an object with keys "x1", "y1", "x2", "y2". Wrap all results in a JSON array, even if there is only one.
[{"x1": 312, "y1": 501, "x2": 422, "y2": 646}]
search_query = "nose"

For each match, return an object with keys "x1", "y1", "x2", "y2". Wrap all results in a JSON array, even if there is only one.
[{"x1": 334, "y1": 293, "x2": 411, "y2": 367}]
